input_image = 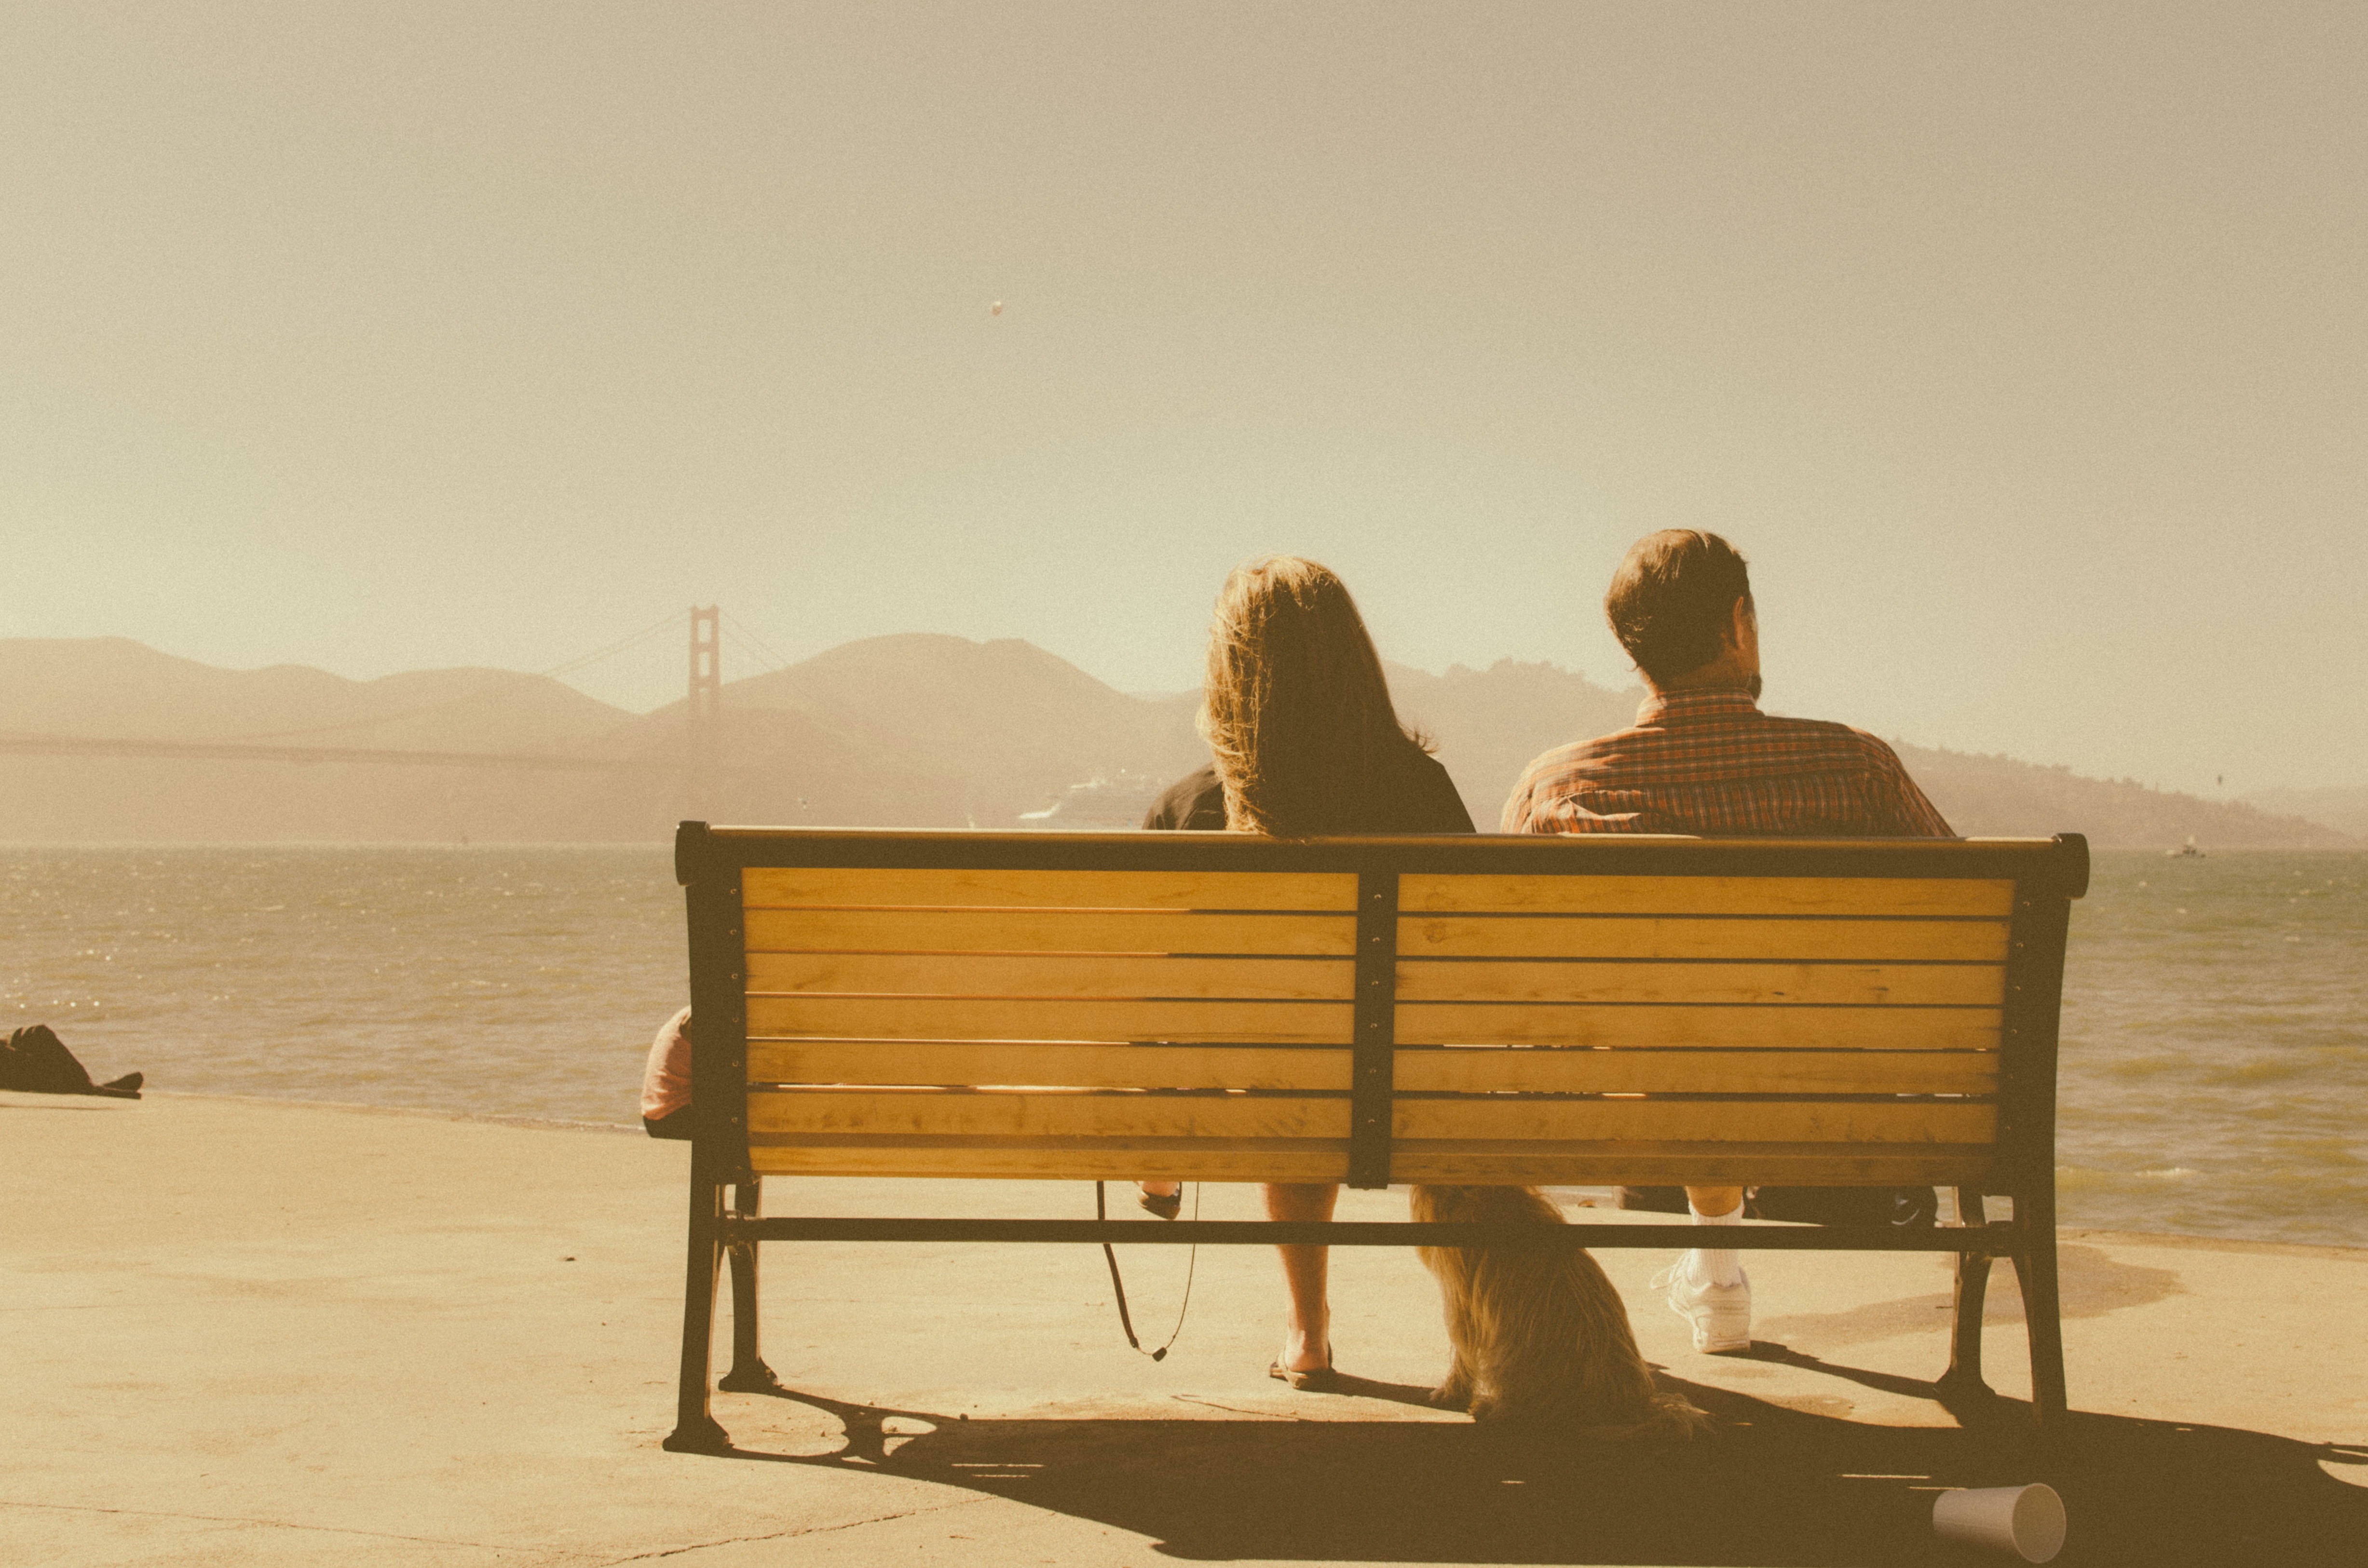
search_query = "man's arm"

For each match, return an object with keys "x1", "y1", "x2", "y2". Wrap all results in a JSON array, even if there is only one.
[
  {"x1": 1500, "y1": 774, "x2": 1538, "y2": 833},
  {"x1": 1500, "y1": 742, "x2": 1598, "y2": 834}
]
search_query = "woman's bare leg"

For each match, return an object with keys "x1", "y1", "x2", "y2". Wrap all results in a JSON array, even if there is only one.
[{"x1": 1265, "y1": 1182, "x2": 1339, "y2": 1372}]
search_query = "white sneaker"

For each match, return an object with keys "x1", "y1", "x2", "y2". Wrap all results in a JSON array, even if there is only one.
[{"x1": 1650, "y1": 1258, "x2": 1752, "y2": 1354}]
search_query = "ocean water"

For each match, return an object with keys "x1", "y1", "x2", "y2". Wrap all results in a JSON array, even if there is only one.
[
  {"x1": 5, "y1": 845, "x2": 2362, "y2": 1248},
  {"x1": 1, "y1": 846, "x2": 687, "y2": 1127},
  {"x1": 2055, "y1": 850, "x2": 2366, "y2": 1248}
]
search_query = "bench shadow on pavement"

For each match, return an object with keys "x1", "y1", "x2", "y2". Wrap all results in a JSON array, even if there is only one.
[{"x1": 696, "y1": 1360, "x2": 2366, "y2": 1567}]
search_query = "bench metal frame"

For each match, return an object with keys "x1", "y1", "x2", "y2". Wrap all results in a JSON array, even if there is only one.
[{"x1": 664, "y1": 824, "x2": 2086, "y2": 1453}]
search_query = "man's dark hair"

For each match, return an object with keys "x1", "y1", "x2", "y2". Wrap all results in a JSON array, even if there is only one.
[{"x1": 1603, "y1": 530, "x2": 1754, "y2": 685}]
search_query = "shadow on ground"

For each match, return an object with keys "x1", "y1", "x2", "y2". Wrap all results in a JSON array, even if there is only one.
[
  {"x1": 690, "y1": 1359, "x2": 2366, "y2": 1567},
  {"x1": 1752, "y1": 1244, "x2": 2190, "y2": 1352}
]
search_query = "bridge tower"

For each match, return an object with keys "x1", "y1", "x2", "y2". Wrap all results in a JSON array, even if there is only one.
[{"x1": 687, "y1": 606, "x2": 722, "y2": 816}]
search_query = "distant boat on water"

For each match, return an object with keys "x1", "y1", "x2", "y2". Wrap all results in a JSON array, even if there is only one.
[
  {"x1": 1018, "y1": 771, "x2": 1168, "y2": 830},
  {"x1": 2168, "y1": 835, "x2": 2205, "y2": 858}
]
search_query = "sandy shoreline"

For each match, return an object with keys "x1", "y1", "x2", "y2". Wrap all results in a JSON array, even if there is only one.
[{"x1": 5, "y1": 1091, "x2": 2362, "y2": 1566}]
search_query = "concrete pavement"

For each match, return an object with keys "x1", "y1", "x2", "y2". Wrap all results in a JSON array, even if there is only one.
[{"x1": 4, "y1": 1091, "x2": 2362, "y2": 1566}]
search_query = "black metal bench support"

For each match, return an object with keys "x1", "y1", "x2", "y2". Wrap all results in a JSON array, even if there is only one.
[
  {"x1": 1933, "y1": 1188, "x2": 2068, "y2": 1431},
  {"x1": 717, "y1": 1217, "x2": 2003, "y2": 1250},
  {"x1": 718, "y1": 1180, "x2": 783, "y2": 1394},
  {"x1": 662, "y1": 1160, "x2": 732, "y2": 1453},
  {"x1": 666, "y1": 1175, "x2": 780, "y2": 1450},
  {"x1": 1346, "y1": 870, "x2": 1398, "y2": 1190},
  {"x1": 666, "y1": 1203, "x2": 2064, "y2": 1451},
  {"x1": 2013, "y1": 1186, "x2": 2068, "y2": 1426},
  {"x1": 1940, "y1": 1188, "x2": 1997, "y2": 1400}
]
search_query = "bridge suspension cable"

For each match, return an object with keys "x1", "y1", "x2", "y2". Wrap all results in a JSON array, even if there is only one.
[
  {"x1": 720, "y1": 610, "x2": 789, "y2": 674},
  {"x1": 537, "y1": 608, "x2": 695, "y2": 681}
]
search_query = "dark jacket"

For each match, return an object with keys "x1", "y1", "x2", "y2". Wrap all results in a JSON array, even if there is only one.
[{"x1": 1142, "y1": 754, "x2": 1474, "y2": 835}]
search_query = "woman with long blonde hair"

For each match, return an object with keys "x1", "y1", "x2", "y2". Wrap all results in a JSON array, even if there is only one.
[{"x1": 1139, "y1": 556, "x2": 1472, "y2": 1386}]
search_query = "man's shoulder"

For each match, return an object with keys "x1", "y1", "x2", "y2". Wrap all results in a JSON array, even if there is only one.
[
  {"x1": 1514, "y1": 709, "x2": 1902, "y2": 772},
  {"x1": 1755, "y1": 711, "x2": 1908, "y2": 765}
]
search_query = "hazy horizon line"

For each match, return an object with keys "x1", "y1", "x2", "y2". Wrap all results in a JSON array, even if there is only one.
[{"x1": 8, "y1": 628, "x2": 2363, "y2": 800}]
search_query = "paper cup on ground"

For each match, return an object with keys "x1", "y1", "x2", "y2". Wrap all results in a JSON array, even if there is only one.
[{"x1": 1933, "y1": 1483, "x2": 2066, "y2": 1563}]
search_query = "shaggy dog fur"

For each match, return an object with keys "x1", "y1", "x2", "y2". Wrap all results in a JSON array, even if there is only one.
[{"x1": 1411, "y1": 1184, "x2": 1712, "y2": 1437}]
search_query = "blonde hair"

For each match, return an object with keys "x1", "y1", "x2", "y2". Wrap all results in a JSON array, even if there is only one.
[{"x1": 1197, "y1": 556, "x2": 1429, "y2": 835}]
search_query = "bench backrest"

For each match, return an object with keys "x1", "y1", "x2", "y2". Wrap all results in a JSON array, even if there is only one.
[{"x1": 675, "y1": 825, "x2": 2086, "y2": 1192}]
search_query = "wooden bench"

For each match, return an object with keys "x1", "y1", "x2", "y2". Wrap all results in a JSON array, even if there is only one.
[{"x1": 664, "y1": 821, "x2": 2088, "y2": 1452}]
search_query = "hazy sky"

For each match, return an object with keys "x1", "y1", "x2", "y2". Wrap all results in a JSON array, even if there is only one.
[{"x1": 6, "y1": 3, "x2": 2362, "y2": 792}]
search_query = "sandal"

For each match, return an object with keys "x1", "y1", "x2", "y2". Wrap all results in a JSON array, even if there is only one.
[
  {"x1": 1138, "y1": 1183, "x2": 1183, "y2": 1221},
  {"x1": 1268, "y1": 1345, "x2": 1337, "y2": 1391}
]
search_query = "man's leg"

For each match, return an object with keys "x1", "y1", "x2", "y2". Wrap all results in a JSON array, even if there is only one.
[
  {"x1": 1265, "y1": 1182, "x2": 1337, "y2": 1374},
  {"x1": 1686, "y1": 1185, "x2": 1746, "y2": 1284},
  {"x1": 1655, "y1": 1184, "x2": 1752, "y2": 1354}
]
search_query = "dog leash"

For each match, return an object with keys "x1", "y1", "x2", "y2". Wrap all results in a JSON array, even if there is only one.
[{"x1": 1095, "y1": 1181, "x2": 1199, "y2": 1361}]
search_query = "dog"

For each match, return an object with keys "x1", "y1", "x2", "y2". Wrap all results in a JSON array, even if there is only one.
[{"x1": 1410, "y1": 1183, "x2": 1712, "y2": 1437}]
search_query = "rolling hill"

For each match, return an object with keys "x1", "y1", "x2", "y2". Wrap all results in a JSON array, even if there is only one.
[
  {"x1": 0, "y1": 635, "x2": 2353, "y2": 848},
  {"x1": 0, "y1": 637, "x2": 625, "y2": 751},
  {"x1": 2245, "y1": 784, "x2": 2368, "y2": 840}
]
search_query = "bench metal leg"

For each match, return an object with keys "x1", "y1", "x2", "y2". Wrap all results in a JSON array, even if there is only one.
[
  {"x1": 662, "y1": 1166, "x2": 732, "y2": 1453},
  {"x1": 2012, "y1": 1188, "x2": 2069, "y2": 1431},
  {"x1": 718, "y1": 1178, "x2": 784, "y2": 1394},
  {"x1": 1938, "y1": 1188, "x2": 1995, "y2": 1401}
]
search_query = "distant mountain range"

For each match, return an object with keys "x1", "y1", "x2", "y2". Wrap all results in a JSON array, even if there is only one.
[
  {"x1": 2244, "y1": 784, "x2": 2368, "y2": 840},
  {"x1": 0, "y1": 634, "x2": 2355, "y2": 848}
]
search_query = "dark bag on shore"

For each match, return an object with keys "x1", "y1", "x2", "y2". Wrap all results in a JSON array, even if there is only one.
[
  {"x1": 1617, "y1": 1184, "x2": 1937, "y2": 1228},
  {"x1": 1, "y1": 1025, "x2": 143, "y2": 1098}
]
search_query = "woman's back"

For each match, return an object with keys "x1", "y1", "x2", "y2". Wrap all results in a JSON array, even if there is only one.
[{"x1": 1142, "y1": 752, "x2": 1472, "y2": 835}]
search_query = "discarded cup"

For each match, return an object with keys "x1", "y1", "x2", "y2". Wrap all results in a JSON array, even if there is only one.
[{"x1": 1932, "y1": 1483, "x2": 2066, "y2": 1563}]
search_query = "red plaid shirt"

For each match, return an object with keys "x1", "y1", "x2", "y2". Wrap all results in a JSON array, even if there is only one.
[{"x1": 1501, "y1": 686, "x2": 1954, "y2": 838}]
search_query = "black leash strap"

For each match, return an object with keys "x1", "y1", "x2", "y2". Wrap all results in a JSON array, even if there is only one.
[
  {"x1": 1095, "y1": 1181, "x2": 1198, "y2": 1362},
  {"x1": 1094, "y1": 1180, "x2": 1147, "y2": 1352}
]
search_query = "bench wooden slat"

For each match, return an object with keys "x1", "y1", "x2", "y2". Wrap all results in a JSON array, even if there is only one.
[
  {"x1": 1387, "y1": 1139, "x2": 1995, "y2": 1185},
  {"x1": 1396, "y1": 959, "x2": 2003, "y2": 1007},
  {"x1": 1396, "y1": 1001, "x2": 2001, "y2": 1049},
  {"x1": 748, "y1": 995, "x2": 1355, "y2": 1044},
  {"x1": 747, "y1": 907, "x2": 1357, "y2": 956},
  {"x1": 1392, "y1": 966, "x2": 2008, "y2": 1014},
  {"x1": 1402, "y1": 874, "x2": 2015, "y2": 918},
  {"x1": 746, "y1": 1041, "x2": 1985, "y2": 1100},
  {"x1": 748, "y1": 1040, "x2": 1352, "y2": 1091},
  {"x1": 1400, "y1": 915, "x2": 2008, "y2": 962},
  {"x1": 1394, "y1": 1097, "x2": 1995, "y2": 1144},
  {"x1": 747, "y1": 1135, "x2": 1349, "y2": 1182},
  {"x1": 1392, "y1": 1046, "x2": 1996, "y2": 1095},
  {"x1": 749, "y1": 1086, "x2": 1349, "y2": 1139},
  {"x1": 746, "y1": 952, "x2": 1355, "y2": 1001},
  {"x1": 743, "y1": 866, "x2": 1360, "y2": 911},
  {"x1": 743, "y1": 1135, "x2": 1995, "y2": 1185}
]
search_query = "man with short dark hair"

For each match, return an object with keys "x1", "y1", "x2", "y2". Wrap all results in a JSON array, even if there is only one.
[{"x1": 1502, "y1": 529, "x2": 1953, "y2": 1353}]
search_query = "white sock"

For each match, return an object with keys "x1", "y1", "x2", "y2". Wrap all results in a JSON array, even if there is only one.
[{"x1": 1688, "y1": 1200, "x2": 1745, "y2": 1288}]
